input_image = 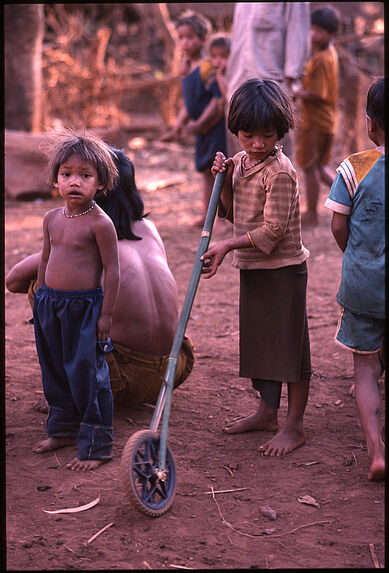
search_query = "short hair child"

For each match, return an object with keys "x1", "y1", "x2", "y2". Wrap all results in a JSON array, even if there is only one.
[
  {"x1": 33, "y1": 129, "x2": 120, "y2": 472},
  {"x1": 294, "y1": 4, "x2": 341, "y2": 226},
  {"x1": 324, "y1": 77, "x2": 385, "y2": 481},
  {"x1": 228, "y1": 78, "x2": 295, "y2": 138},
  {"x1": 208, "y1": 35, "x2": 230, "y2": 102},
  {"x1": 175, "y1": 12, "x2": 211, "y2": 41},
  {"x1": 46, "y1": 129, "x2": 118, "y2": 191},
  {"x1": 366, "y1": 76, "x2": 385, "y2": 130},
  {"x1": 209, "y1": 35, "x2": 230, "y2": 53},
  {"x1": 201, "y1": 79, "x2": 311, "y2": 456},
  {"x1": 311, "y1": 5, "x2": 341, "y2": 34}
]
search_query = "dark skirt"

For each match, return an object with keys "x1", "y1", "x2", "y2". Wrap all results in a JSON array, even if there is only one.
[{"x1": 239, "y1": 262, "x2": 311, "y2": 382}]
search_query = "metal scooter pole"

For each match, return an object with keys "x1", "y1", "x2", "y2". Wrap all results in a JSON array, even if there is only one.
[{"x1": 150, "y1": 171, "x2": 226, "y2": 470}]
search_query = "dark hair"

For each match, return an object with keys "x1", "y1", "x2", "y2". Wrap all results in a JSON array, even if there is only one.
[
  {"x1": 209, "y1": 35, "x2": 230, "y2": 53},
  {"x1": 311, "y1": 6, "x2": 341, "y2": 34},
  {"x1": 45, "y1": 128, "x2": 118, "y2": 191},
  {"x1": 228, "y1": 79, "x2": 295, "y2": 139},
  {"x1": 175, "y1": 13, "x2": 210, "y2": 40},
  {"x1": 366, "y1": 77, "x2": 385, "y2": 132},
  {"x1": 95, "y1": 148, "x2": 145, "y2": 241}
]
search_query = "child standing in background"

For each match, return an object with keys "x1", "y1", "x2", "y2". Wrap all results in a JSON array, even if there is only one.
[
  {"x1": 201, "y1": 79, "x2": 311, "y2": 456},
  {"x1": 161, "y1": 12, "x2": 227, "y2": 226},
  {"x1": 324, "y1": 77, "x2": 385, "y2": 481},
  {"x1": 208, "y1": 34, "x2": 231, "y2": 104},
  {"x1": 295, "y1": 5, "x2": 341, "y2": 226},
  {"x1": 33, "y1": 130, "x2": 120, "y2": 472}
]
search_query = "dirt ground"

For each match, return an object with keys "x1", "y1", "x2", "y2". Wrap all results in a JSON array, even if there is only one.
[{"x1": 4, "y1": 133, "x2": 385, "y2": 570}]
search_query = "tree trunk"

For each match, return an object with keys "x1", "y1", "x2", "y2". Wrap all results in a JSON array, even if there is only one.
[{"x1": 4, "y1": 4, "x2": 44, "y2": 132}]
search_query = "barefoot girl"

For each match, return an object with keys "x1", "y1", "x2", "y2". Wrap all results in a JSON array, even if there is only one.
[
  {"x1": 33, "y1": 129, "x2": 120, "y2": 471},
  {"x1": 201, "y1": 79, "x2": 311, "y2": 456}
]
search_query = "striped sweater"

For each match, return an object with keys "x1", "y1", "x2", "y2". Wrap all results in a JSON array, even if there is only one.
[{"x1": 221, "y1": 146, "x2": 309, "y2": 269}]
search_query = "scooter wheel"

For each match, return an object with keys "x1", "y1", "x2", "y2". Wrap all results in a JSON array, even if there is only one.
[{"x1": 120, "y1": 429, "x2": 177, "y2": 517}]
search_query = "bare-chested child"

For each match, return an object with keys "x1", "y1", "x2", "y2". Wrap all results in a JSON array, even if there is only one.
[
  {"x1": 32, "y1": 129, "x2": 120, "y2": 472},
  {"x1": 6, "y1": 148, "x2": 194, "y2": 412}
]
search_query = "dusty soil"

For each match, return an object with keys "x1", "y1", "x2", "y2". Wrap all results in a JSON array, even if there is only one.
[{"x1": 5, "y1": 134, "x2": 385, "y2": 570}]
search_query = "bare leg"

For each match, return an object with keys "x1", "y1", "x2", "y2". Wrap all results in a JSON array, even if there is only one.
[
  {"x1": 353, "y1": 352, "x2": 385, "y2": 480},
  {"x1": 33, "y1": 436, "x2": 76, "y2": 454},
  {"x1": 194, "y1": 170, "x2": 214, "y2": 227},
  {"x1": 301, "y1": 166, "x2": 320, "y2": 226},
  {"x1": 349, "y1": 343, "x2": 384, "y2": 413},
  {"x1": 318, "y1": 164, "x2": 336, "y2": 187},
  {"x1": 223, "y1": 398, "x2": 279, "y2": 434},
  {"x1": 258, "y1": 380, "x2": 309, "y2": 456},
  {"x1": 66, "y1": 457, "x2": 109, "y2": 472}
]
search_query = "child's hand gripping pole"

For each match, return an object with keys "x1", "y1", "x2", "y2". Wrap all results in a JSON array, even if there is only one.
[{"x1": 150, "y1": 171, "x2": 226, "y2": 468}]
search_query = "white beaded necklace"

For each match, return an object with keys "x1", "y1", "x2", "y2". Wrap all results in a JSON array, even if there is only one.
[
  {"x1": 242, "y1": 154, "x2": 263, "y2": 170},
  {"x1": 62, "y1": 200, "x2": 96, "y2": 218},
  {"x1": 242, "y1": 148, "x2": 277, "y2": 171}
]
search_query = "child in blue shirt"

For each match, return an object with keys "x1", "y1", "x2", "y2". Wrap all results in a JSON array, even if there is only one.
[
  {"x1": 324, "y1": 77, "x2": 385, "y2": 481},
  {"x1": 161, "y1": 12, "x2": 227, "y2": 226}
]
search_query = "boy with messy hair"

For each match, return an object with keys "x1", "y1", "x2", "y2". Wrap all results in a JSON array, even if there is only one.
[
  {"x1": 324, "y1": 77, "x2": 385, "y2": 481},
  {"x1": 33, "y1": 129, "x2": 120, "y2": 472}
]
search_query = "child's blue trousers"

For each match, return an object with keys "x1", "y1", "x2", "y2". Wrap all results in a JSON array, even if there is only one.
[{"x1": 33, "y1": 284, "x2": 113, "y2": 460}]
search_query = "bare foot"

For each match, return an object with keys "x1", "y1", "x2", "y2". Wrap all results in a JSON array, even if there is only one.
[
  {"x1": 258, "y1": 424, "x2": 306, "y2": 456},
  {"x1": 301, "y1": 211, "x2": 318, "y2": 227},
  {"x1": 368, "y1": 456, "x2": 385, "y2": 481},
  {"x1": 34, "y1": 396, "x2": 48, "y2": 414},
  {"x1": 66, "y1": 457, "x2": 109, "y2": 472},
  {"x1": 33, "y1": 436, "x2": 76, "y2": 454},
  {"x1": 223, "y1": 411, "x2": 279, "y2": 434}
]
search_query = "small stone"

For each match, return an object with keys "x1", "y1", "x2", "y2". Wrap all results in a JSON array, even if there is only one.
[{"x1": 261, "y1": 504, "x2": 277, "y2": 521}]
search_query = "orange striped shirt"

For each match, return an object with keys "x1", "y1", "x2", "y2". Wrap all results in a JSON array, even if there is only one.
[{"x1": 221, "y1": 146, "x2": 309, "y2": 269}]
